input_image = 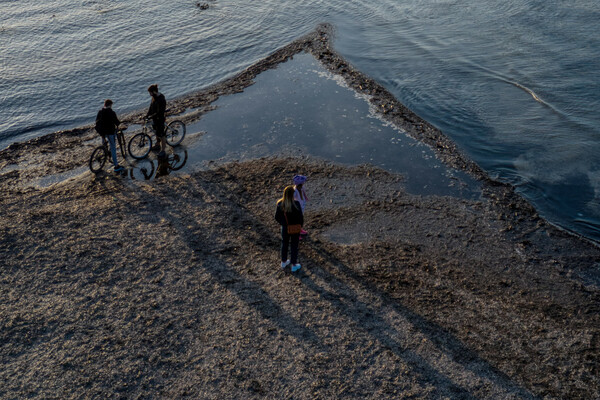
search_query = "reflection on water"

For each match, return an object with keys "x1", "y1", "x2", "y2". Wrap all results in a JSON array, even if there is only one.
[
  {"x1": 186, "y1": 53, "x2": 480, "y2": 199},
  {"x1": 128, "y1": 147, "x2": 188, "y2": 181},
  {"x1": 129, "y1": 158, "x2": 155, "y2": 181}
]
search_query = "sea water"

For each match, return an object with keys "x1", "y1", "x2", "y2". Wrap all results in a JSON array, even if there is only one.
[{"x1": 1, "y1": 0, "x2": 600, "y2": 240}]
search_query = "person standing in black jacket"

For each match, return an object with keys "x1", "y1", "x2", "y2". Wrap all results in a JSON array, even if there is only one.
[
  {"x1": 275, "y1": 185, "x2": 304, "y2": 272},
  {"x1": 146, "y1": 84, "x2": 167, "y2": 156},
  {"x1": 95, "y1": 99, "x2": 124, "y2": 172}
]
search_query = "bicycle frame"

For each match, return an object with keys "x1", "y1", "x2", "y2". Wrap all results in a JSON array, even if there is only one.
[
  {"x1": 141, "y1": 118, "x2": 186, "y2": 147},
  {"x1": 141, "y1": 119, "x2": 158, "y2": 134}
]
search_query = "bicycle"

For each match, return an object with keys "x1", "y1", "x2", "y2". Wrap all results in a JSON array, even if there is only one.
[
  {"x1": 89, "y1": 127, "x2": 128, "y2": 173},
  {"x1": 127, "y1": 125, "x2": 154, "y2": 160},
  {"x1": 89, "y1": 126, "x2": 154, "y2": 172},
  {"x1": 141, "y1": 118, "x2": 186, "y2": 148},
  {"x1": 167, "y1": 148, "x2": 188, "y2": 171}
]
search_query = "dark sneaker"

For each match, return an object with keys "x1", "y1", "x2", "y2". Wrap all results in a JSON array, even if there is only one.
[
  {"x1": 158, "y1": 150, "x2": 167, "y2": 159},
  {"x1": 151, "y1": 144, "x2": 161, "y2": 151}
]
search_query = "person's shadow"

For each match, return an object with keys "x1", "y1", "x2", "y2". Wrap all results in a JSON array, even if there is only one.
[{"x1": 103, "y1": 168, "x2": 539, "y2": 399}]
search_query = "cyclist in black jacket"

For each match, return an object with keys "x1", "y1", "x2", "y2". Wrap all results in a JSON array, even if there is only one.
[
  {"x1": 95, "y1": 99, "x2": 124, "y2": 172},
  {"x1": 146, "y1": 84, "x2": 167, "y2": 156}
]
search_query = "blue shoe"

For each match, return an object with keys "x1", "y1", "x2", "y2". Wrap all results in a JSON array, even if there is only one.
[
  {"x1": 114, "y1": 165, "x2": 124, "y2": 172},
  {"x1": 281, "y1": 260, "x2": 290, "y2": 268},
  {"x1": 291, "y1": 264, "x2": 301, "y2": 272}
]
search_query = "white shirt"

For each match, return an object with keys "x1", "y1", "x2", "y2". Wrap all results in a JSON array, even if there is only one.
[{"x1": 293, "y1": 186, "x2": 308, "y2": 213}]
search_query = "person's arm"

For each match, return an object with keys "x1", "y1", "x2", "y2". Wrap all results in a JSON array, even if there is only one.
[
  {"x1": 111, "y1": 109, "x2": 120, "y2": 127},
  {"x1": 146, "y1": 99, "x2": 154, "y2": 119},
  {"x1": 275, "y1": 203, "x2": 285, "y2": 225}
]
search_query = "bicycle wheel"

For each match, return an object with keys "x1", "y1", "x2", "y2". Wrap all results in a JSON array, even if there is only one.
[
  {"x1": 165, "y1": 120, "x2": 186, "y2": 146},
  {"x1": 129, "y1": 159, "x2": 155, "y2": 181},
  {"x1": 89, "y1": 146, "x2": 107, "y2": 173},
  {"x1": 168, "y1": 149, "x2": 188, "y2": 171},
  {"x1": 128, "y1": 133, "x2": 152, "y2": 159}
]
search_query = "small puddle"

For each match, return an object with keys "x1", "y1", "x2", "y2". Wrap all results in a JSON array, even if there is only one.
[
  {"x1": 24, "y1": 145, "x2": 190, "y2": 187},
  {"x1": 86, "y1": 146, "x2": 190, "y2": 182}
]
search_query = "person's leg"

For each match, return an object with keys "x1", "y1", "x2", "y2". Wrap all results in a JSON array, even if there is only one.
[
  {"x1": 281, "y1": 227, "x2": 289, "y2": 262},
  {"x1": 156, "y1": 121, "x2": 166, "y2": 152},
  {"x1": 290, "y1": 234, "x2": 300, "y2": 265},
  {"x1": 106, "y1": 134, "x2": 119, "y2": 167},
  {"x1": 152, "y1": 122, "x2": 161, "y2": 151}
]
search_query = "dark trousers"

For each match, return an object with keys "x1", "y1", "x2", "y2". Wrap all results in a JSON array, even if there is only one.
[
  {"x1": 106, "y1": 133, "x2": 119, "y2": 167},
  {"x1": 153, "y1": 120, "x2": 165, "y2": 138},
  {"x1": 281, "y1": 226, "x2": 300, "y2": 264}
]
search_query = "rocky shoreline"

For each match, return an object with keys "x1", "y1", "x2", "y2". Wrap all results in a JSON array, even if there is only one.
[{"x1": 1, "y1": 24, "x2": 599, "y2": 399}]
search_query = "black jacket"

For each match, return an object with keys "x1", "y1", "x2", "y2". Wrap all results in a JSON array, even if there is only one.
[
  {"x1": 95, "y1": 107, "x2": 120, "y2": 136},
  {"x1": 275, "y1": 201, "x2": 303, "y2": 227},
  {"x1": 147, "y1": 93, "x2": 166, "y2": 122}
]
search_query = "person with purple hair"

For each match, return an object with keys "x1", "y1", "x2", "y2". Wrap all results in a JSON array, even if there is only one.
[{"x1": 293, "y1": 175, "x2": 309, "y2": 236}]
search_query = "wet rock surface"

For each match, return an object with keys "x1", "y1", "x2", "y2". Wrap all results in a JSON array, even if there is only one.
[{"x1": 1, "y1": 24, "x2": 599, "y2": 399}]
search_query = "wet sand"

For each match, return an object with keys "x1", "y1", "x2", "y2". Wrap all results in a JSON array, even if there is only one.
[{"x1": 1, "y1": 24, "x2": 599, "y2": 399}]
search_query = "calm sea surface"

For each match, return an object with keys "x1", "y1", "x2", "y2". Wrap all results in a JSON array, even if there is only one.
[{"x1": 2, "y1": 0, "x2": 600, "y2": 241}]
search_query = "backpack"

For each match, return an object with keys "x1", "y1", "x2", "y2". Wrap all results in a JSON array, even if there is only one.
[
  {"x1": 94, "y1": 120, "x2": 104, "y2": 136},
  {"x1": 95, "y1": 108, "x2": 110, "y2": 136}
]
